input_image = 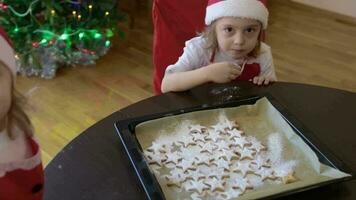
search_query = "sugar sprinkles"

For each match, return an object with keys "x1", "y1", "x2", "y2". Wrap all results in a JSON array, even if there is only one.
[{"x1": 143, "y1": 115, "x2": 297, "y2": 199}]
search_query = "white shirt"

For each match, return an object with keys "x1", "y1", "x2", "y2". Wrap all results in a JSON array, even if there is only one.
[{"x1": 165, "y1": 36, "x2": 277, "y2": 80}]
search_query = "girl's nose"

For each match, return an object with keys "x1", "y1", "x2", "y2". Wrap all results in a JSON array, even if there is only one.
[{"x1": 233, "y1": 32, "x2": 245, "y2": 46}]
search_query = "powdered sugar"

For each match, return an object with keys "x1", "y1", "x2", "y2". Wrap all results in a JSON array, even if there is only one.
[{"x1": 143, "y1": 113, "x2": 298, "y2": 199}]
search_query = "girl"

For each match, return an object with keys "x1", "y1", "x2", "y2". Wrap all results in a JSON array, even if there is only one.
[
  {"x1": 0, "y1": 29, "x2": 44, "y2": 200},
  {"x1": 161, "y1": 0, "x2": 276, "y2": 93}
]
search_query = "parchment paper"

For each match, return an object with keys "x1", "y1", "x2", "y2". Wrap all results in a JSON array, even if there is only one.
[{"x1": 136, "y1": 97, "x2": 350, "y2": 199}]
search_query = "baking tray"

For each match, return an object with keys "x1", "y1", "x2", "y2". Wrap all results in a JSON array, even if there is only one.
[{"x1": 114, "y1": 94, "x2": 354, "y2": 200}]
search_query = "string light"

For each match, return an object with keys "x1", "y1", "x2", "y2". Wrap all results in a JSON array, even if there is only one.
[
  {"x1": 1, "y1": 0, "x2": 118, "y2": 77},
  {"x1": 106, "y1": 29, "x2": 114, "y2": 37},
  {"x1": 94, "y1": 33, "x2": 102, "y2": 39},
  {"x1": 6, "y1": 0, "x2": 39, "y2": 17},
  {"x1": 79, "y1": 32, "x2": 84, "y2": 39},
  {"x1": 5, "y1": 1, "x2": 116, "y2": 42},
  {"x1": 4, "y1": 0, "x2": 89, "y2": 17},
  {"x1": 66, "y1": 0, "x2": 82, "y2": 4},
  {"x1": 0, "y1": 3, "x2": 8, "y2": 11},
  {"x1": 40, "y1": 39, "x2": 47, "y2": 44},
  {"x1": 105, "y1": 40, "x2": 111, "y2": 47},
  {"x1": 32, "y1": 42, "x2": 39, "y2": 48},
  {"x1": 59, "y1": 33, "x2": 69, "y2": 40}
]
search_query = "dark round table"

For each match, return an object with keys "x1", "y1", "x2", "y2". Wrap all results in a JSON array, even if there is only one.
[{"x1": 44, "y1": 82, "x2": 356, "y2": 200}]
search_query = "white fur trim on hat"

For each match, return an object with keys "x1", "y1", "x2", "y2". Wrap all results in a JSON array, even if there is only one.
[
  {"x1": 0, "y1": 35, "x2": 17, "y2": 80},
  {"x1": 205, "y1": 0, "x2": 269, "y2": 29}
]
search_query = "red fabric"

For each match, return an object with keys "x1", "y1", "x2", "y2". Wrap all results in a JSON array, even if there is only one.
[
  {"x1": 152, "y1": 0, "x2": 208, "y2": 94},
  {"x1": 0, "y1": 138, "x2": 44, "y2": 200},
  {"x1": 0, "y1": 27, "x2": 13, "y2": 46},
  {"x1": 208, "y1": 0, "x2": 223, "y2": 6},
  {"x1": 235, "y1": 63, "x2": 261, "y2": 81},
  {"x1": 208, "y1": 0, "x2": 268, "y2": 6},
  {"x1": 152, "y1": 0, "x2": 267, "y2": 94},
  {"x1": 260, "y1": 0, "x2": 268, "y2": 6}
]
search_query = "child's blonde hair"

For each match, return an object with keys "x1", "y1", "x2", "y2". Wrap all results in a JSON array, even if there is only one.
[
  {"x1": 200, "y1": 20, "x2": 262, "y2": 58},
  {"x1": 0, "y1": 61, "x2": 33, "y2": 139}
]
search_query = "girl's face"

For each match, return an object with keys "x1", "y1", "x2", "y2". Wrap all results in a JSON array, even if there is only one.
[
  {"x1": 0, "y1": 64, "x2": 12, "y2": 128},
  {"x1": 215, "y1": 17, "x2": 261, "y2": 59}
]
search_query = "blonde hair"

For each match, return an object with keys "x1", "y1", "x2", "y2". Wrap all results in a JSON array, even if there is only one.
[
  {"x1": 0, "y1": 61, "x2": 33, "y2": 139},
  {"x1": 200, "y1": 20, "x2": 262, "y2": 58}
]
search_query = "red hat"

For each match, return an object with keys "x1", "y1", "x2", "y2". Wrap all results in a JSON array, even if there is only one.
[
  {"x1": 0, "y1": 30, "x2": 17, "y2": 81},
  {"x1": 205, "y1": 0, "x2": 269, "y2": 29}
]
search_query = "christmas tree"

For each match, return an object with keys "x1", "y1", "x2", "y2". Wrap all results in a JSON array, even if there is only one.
[{"x1": 0, "y1": 0, "x2": 122, "y2": 78}]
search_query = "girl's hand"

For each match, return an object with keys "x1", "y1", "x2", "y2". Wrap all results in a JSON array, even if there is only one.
[
  {"x1": 251, "y1": 75, "x2": 275, "y2": 85},
  {"x1": 205, "y1": 62, "x2": 242, "y2": 83}
]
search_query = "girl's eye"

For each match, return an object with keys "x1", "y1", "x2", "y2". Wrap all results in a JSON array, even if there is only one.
[
  {"x1": 223, "y1": 27, "x2": 233, "y2": 33},
  {"x1": 245, "y1": 27, "x2": 256, "y2": 33}
]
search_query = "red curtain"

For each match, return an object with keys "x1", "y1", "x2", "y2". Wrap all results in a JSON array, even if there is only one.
[
  {"x1": 0, "y1": 27, "x2": 12, "y2": 46},
  {"x1": 152, "y1": 0, "x2": 268, "y2": 94}
]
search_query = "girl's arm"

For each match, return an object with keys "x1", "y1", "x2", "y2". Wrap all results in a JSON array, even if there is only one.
[
  {"x1": 162, "y1": 37, "x2": 241, "y2": 92},
  {"x1": 162, "y1": 62, "x2": 242, "y2": 93},
  {"x1": 161, "y1": 67, "x2": 209, "y2": 93},
  {"x1": 252, "y1": 43, "x2": 277, "y2": 85}
]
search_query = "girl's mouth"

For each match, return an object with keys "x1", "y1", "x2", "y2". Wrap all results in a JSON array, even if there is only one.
[
  {"x1": 232, "y1": 49, "x2": 246, "y2": 55},
  {"x1": 233, "y1": 49, "x2": 245, "y2": 53}
]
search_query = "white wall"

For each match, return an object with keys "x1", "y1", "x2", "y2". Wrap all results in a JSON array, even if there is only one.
[{"x1": 292, "y1": 0, "x2": 356, "y2": 18}]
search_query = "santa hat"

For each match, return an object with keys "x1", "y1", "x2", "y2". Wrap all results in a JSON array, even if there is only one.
[
  {"x1": 0, "y1": 30, "x2": 17, "y2": 81},
  {"x1": 205, "y1": 0, "x2": 269, "y2": 29}
]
